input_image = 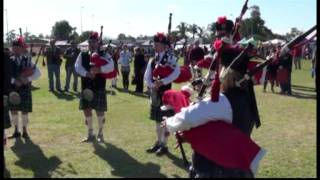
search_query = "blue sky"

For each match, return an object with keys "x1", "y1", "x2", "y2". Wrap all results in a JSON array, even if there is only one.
[{"x1": 3, "y1": 0, "x2": 317, "y2": 39}]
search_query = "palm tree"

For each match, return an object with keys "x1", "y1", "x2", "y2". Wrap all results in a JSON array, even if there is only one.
[
  {"x1": 197, "y1": 26, "x2": 205, "y2": 39},
  {"x1": 176, "y1": 22, "x2": 188, "y2": 39},
  {"x1": 188, "y1": 24, "x2": 199, "y2": 39}
]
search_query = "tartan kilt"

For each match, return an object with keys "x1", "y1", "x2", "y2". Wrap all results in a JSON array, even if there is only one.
[
  {"x1": 4, "y1": 105, "x2": 11, "y2": 129},
  {"x1": 9, "y1": 86, "x2": 33, "y2": 112},
  {"x1": 150, "y1": 106, "x2": 175, "y2": 123},
  {"x1": 79, "y1": 88, "x2": 107, "y2": 112}
]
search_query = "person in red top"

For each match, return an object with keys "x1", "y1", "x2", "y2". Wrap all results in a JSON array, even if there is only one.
[
  {"x1": 189, "y1": 39, "x2": 205, "y2": 78},
  {"x1": 292, "y1": 46, "x2": 302, "y2": 70}
]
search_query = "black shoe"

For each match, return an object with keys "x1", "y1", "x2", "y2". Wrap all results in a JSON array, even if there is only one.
[
  {"x1": 64, "y1": 89, "x2": 69, "y2": 92},
  {"x1": 9, "y1": 131, "x2": 21, "y2": 139},
  {"x1": 97, "y1": 134, "x2": 104, "y2": 143},
  {"x1": 146, "y1": 141, "x2": 161, "y2": 153},
  {"x1": 155, "y1": 145, "x2": 168, "y2": 156},
  {"x1": 82, "y1": 134, "x2": 96, "y2": 143},
  {"x1": 22, "y1": 132, "x2": 30, "y2": 139}
]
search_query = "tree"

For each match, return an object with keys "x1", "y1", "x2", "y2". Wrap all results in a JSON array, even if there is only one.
[
  {"x1": 176, "y1": 22, "x2": 188, "y2": 39},
  {"x1": 7, "y1": 29, "x2": 17, "y2": 43},
  {"x1": 38, "y1": 33, "x2": 44, "y2": 39},
  {"x1": 51, "y1": 20, "x2": 73, "y2": 40},
  {"x1": 285, "y1": 27, "x2": 303, "y2": 41},
  {"x1": 188, "y1": 24, "x2": 199, "y2": 39},
  {"x1": 23, "y1": 32, "x2": 30, "y2": 41},
  {"x1": 117, "y1": 33, "x2": 126, "y2": 41},
  {"x1": 197, "y1": 26, "x2": 205, "y2": 38},
  {"x1": 79, "y1": 31, "x2": 93, "y2": 42}
]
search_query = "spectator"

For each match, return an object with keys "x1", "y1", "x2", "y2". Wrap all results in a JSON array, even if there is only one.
[
  {"x1": 292, "y1": 46, "x2": 302, "y2": 70},
  {"x1": 263, "y1": 47, "x2": 279, "y2": 93},
  {"x1": 63, "y1": 41, "x2": 80, "y2": 92},
  {"x1": 119, "y1": 44, "x2": 132, "y2": 91},
  {"x1": 111, "y1": 46, "x2": 121, "y2": 88},
  {"x1": 44, "y1": 39, "x2": 63, "y2": 92},
  {"x1": 133, "y1": 47, "x2": 147, "y2": 93}
]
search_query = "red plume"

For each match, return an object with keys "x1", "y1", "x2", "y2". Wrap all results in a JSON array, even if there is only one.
[{"x1": 217, "y1": 16, "x2": 227, "y2": 25}]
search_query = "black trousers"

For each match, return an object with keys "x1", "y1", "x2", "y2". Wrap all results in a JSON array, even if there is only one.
[
  {"x1": 135, "y1": 72, "x2": 144, "y2": 93},
  {"x1": 121, "y1": 70, "x2": 130, "y2": 90},
  {"x1": 280, "y1": 71, "x2": 292, "y2": 95}
]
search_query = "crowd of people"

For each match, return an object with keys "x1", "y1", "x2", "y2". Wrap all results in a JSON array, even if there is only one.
[{"x1": 2, "y1": 14, "x2": 316, "y2": 178}]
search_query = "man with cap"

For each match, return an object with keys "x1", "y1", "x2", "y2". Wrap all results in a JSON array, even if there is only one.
[
  {"x1": 75, "y1": 32, "x2": 114, "y2": 143},
  {"x1": 63, "y1": 41, "x2": 81, "y2": 92},
  {"x1": 144, "y1": 32, "x2": 180, "y2": 156},
  {"x1": 8, "y1": 36, "x2": 41, "y2": 139},
  {"x1": 43, "y1": 39, "x2": 63, "y2": 92}
]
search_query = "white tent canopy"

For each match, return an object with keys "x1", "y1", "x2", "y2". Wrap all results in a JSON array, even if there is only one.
[
  {"x1": 78, "y1": 40, "x2": 88, "y2": 46},
  {"x1": 141, "y1": 40, "x2": 153, "y2": 46},
  {"x1": 102, "y1": 43, "x2": 117, "y2": 48},
  {"x1": 46, "y1": 40, "x2": 70, "y2": 46},
  {"x1": 262, "y1": 39, "x2": 286, "y2": 46}
]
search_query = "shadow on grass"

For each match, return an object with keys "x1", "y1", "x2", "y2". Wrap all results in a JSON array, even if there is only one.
[
  {"x1": 31, "y1": 85, "x2": 40, "y2": 91},
  {"x1": 10, "y1": 138, "x2": 78, "y2": 178},
  {"x1": 289, "y1": 90, "x2": 317, "y2": 100},
  {"x1": 51, "y1": 91, "x2": 79, "y2": 101},
  {"x1": 166, "y1": 151, "x2": 190, "y2": 171},
  {"x1": 4, "y1": 165, "x2": 11, "y2": 178},
  {"x1": 291, "y1": 84, "x2": 316, "y2": 92},
  {"x1": 106, "y1": 89, "x2": 117, "y2": 96},
  {"x1": 92, "y1": 141, "x2": 167, "y2": 178},
  {"x1": 114, "y1": 87, "x2": 149, "y2": 99}
]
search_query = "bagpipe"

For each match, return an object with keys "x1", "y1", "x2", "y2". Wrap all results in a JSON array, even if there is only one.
[
  {"x1": 231, "y1": 0, "x2": 249, "y2": 43},
  {"x1": 89, "y1": 26, "x2": 117, "y2": 79},
  {"x1": 9, "y1": 29, "x2": 44, "y2": 106},
  {"x1": 152, "y1": 13, "x2": 193, "y2": 84}
]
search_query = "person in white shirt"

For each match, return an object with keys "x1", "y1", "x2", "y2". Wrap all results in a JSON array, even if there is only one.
[
  {"x1": 119, "y1": 44, "x2": 132, "y2": 91},
  {"x1": 144, "y1": 32, "x2": 180, "y2": 156},
  {"x1": 75, "y1": 32, "x2": 114, "y2": 143}
]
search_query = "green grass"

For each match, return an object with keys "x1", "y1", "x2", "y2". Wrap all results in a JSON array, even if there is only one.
[{"x1": 4, "y1": 57, "x2": 316, "y2": 178}]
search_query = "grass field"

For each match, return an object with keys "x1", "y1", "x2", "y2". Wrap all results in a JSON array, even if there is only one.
[{"x1": 4, "y1": 57, "x2": 317, "y2": 178}]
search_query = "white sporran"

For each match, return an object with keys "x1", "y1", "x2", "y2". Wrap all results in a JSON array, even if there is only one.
[
  {"x1": 9, "y1": 91, "x2": 21, "y2": 105},
  {"x1": 83, "y1": 88, "x2": 94, "y2": 102}
]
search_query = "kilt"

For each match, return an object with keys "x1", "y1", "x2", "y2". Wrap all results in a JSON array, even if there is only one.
[
  {"x1": 150, "y1": 106, "x2": 175, "y2": 123},
  {"x1": 4, "y1": 105, "x2": 11, "y2": 129},
  {"x1": 79, "y1": 88, "x2": 107, "y2": 112},
  {"x1": 149, "y1": 84, "x2": 172, "y2": 122},
  {"x1": 9, "y1": 86, "x2": 33, "y2": 112},
  {"x1": 266, "y1": 64, "x2": 278, "y2": 81}
]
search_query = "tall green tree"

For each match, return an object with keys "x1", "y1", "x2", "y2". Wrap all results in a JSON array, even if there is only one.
[
  {"x1": 51, "y1": 20, "x2": 73, "y2": 40},
  {"x1": 176, "y1": 22, "x2": 188, "y2": 39},
  {"x1": 79, "y1": 31, "x2": 93, "y2": 42},
  {"x1": 188, "y1": 24, "x2": 198, "y2": 39}
]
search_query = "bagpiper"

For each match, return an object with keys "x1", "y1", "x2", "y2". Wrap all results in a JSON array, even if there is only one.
[
  {"x1": 75, "y1": 32, "x2": 114, "y2": 143},
  {"x1": 144, "y1": 32, "x2": 180, "y2": 156},
  {"x1": 8, "y1": 37, "x2": 41, "y2": 139}
]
